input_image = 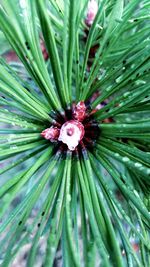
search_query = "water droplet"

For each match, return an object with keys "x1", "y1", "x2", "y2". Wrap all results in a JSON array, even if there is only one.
[
  {"x1": 115, "y1": 75, "x2": 123, "y2": 83},
  {"x1": 122, "y1": 249, "x2": 125, "y2": 255},
  {"x1": 119, "y1": 102, "x2": 124, "y2": 107},
  {"x1": 134, "y1": 162, "x2": 142, "y2": 168},
  {"x1": 122, "y1": 157, "x2": 129, "y2": 162},
  {"x1": 147, "y1": 169, "x2": 150, "y2": 175},
  {"x1": 67, "y1": 194, "x2": 71, "y2": 202},
  {"x1": 133, "y1": 190, "x2": 139, "y2": 197},
  {"x1": 135, "y1": 80, "x2": 146, "y2": 85},
  {"x1": 123, "y1": 92, "x2": 130, "y2": 98},
  {"x1": 51, "y1": 247, "x2": 55, "y2": 253},
  {"x1": 11, "y1": 145, "x2": 17, "y2": 149},
  {"x1": 126, "y1": 118, "x2": 131, "y2": 122},
  {"x1": 106, "y1": 86, "x2": 111, "y2": 92},
  {"x1": 131, "y1": 64, "x2": 135, "y2": 69}
]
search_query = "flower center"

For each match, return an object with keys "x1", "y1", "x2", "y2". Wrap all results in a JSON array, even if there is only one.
[
  {"x1": 66, "y1": 127, "x2": 74, "y2": 136},
  {"x1": 41, "y1": 100, "x2": 100, "y2": 155}
]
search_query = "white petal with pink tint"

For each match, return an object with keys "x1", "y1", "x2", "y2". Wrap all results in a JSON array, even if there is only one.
[
  {"x1": 58, "y1": 120, "x2": 85, "y2": 151},
  {"x1": 86, "y1": 0, "x2": 98, "y2": 26}
]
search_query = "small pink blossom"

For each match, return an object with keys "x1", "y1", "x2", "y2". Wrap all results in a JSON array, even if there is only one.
[
  {"x1": 85, "y1": 0, "x2": 98, "y2": 26},
  {"x1": 73, "y1": 101, "x2": 86, "y2": 121},
  {"x1": 90, "y1": 103, "x2": 104, "y2": 115},
  {"x1": 58, "y1": 120, "x2": 85, "y2": 151},
  {"x1": 90, "y1": 91, "x2": 100, "y2": 103},
  {"x1": 89, "y1": 91, "x2": 109, "y2": 115},
  {"x1": 41, "y1": 126, "x2": 60, "y2": 142},
  {"x1": 132, "y1": 243, "x2": 139, "y2": 252},
  {"x1": 40, "y1": 39, "x2": 49, "y2": 60}
]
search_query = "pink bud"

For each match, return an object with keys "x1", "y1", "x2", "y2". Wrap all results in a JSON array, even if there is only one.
[
  {"x1": 85, "y1": 0, "x2": 98, "y2": 26},
  {"x1": 58, "y1": 120, "x2": 85, "y2": 151},
  {"x1": 40, "y1": 39, "x2": 49, "y2": 61},
  {"x1": 132, "y1": 243, "x2": 139, "y2": 252},
  {"x1": 73, "y1": 101, "x2": 86, "y2": 121},
  {"x1": 41, "y1": 126, "x2": 60, "y2": 142},
  {"x1": 90, "y1": 91, "x2": 99, "y2": 103},
  {"x1": 90, "y1": 103, "x2": 104, "y2": 115}
]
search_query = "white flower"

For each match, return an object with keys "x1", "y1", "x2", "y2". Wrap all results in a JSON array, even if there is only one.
[{"x1": 58, "y1": 120, "x2": 85, "y2": 151}]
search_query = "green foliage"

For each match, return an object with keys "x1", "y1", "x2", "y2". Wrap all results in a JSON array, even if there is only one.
[{"x1": 0, "y1": 0, "x2": 150, "y2": 266}]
